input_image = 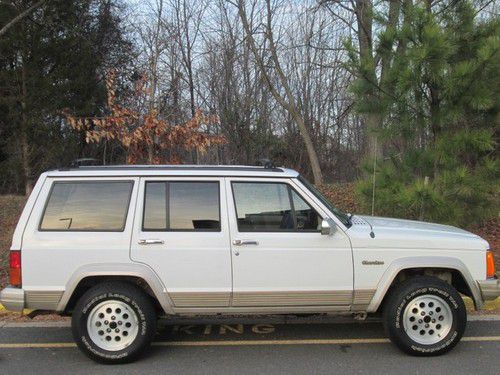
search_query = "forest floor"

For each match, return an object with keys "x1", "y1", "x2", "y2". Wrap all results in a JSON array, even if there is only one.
[{"x1": 0, "y1": 187, "x2": 498, "y2": 321}]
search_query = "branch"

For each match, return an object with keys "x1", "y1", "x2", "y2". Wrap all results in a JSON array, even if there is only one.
[{"x1": 0, "y1": 0, "x2": 46, "y2": 38}]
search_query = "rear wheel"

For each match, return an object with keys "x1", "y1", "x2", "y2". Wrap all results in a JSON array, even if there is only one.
[
  {"x1": 72, "y1": 282, "x2": 157, "y2": 363},
  {"x1": 383, "y1": 276, "x2": 466, "y2": 356}
]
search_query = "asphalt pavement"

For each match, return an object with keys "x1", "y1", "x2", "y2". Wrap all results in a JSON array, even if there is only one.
[{"x1": 0, "y1": 317, "x2": 499, "y2": 374}]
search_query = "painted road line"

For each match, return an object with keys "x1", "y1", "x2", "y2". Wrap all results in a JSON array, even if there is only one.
[
  {"x1": 0, "y1": 342, "x2": 76, "y2": 348},
  {"x1": 0, "y1": 336, "x2": 499, "y2": 349},
  {"x1": 461, "y1": 336, "x2": 500, "y2": 342},
  {"x1": 154, "y1": 338, "x2": 392, "y2": 346},
  {"x1": 154, "y1": 336, "x2": 500, "y2": 346}
]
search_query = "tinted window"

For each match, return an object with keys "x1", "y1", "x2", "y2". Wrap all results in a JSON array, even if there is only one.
[
  {"x1": 291, "y1": 190, "x2": 321, "y2": 230},
  {"x1": 143, "y1": 182, "x2": 167, "y2": 230},
  {"x1": 232, "y1": 182, "x2": 292, "y2": 231},
  {"x1": 232, "y1": 182, "x2": 320, "y2": 232},
  {"x1": 143, "y1": 181, "x2": 220, "y2": 231},
  {"x1": 40, "y1": 181, "x2": 133, "y2": 231}
]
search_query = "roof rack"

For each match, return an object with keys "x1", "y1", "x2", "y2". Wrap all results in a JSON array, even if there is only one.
[
  {"x1": 70, "y1": 158, "x2": 101, "y2": 167},
  {"x1": 256, "y1": 158, "x2": 276, "y2": 169},
  {"x1": 59, "y1": 164, "x2": 284, "y2": 173}
]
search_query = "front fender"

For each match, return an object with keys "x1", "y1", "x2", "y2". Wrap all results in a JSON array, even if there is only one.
[
  {"x1": 367, "y1": 256, "x2": 483, "y2": 312},
  {"x1": 56, "y1": 262, "x2": 174, "y2": 314}
]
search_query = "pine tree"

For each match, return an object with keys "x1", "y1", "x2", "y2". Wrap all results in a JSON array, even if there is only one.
[
  {"x1": 354, "y1": 0, "x2": 499, "y2": 226},
  {"x1": 0, "y1": 0, "x2": 133, "y2": 194}
]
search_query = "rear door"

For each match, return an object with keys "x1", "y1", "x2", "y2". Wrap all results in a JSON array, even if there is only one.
[
  {"x1": 130, "y1": 177, "x2": 232, "y2": 307},
  {"x1": 226, "y1": 177, "x2": 353, "y2": 308}
]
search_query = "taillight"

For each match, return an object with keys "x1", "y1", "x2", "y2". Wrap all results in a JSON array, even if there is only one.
[
  {"x1": 486, "y1": 251, "x2": 495, "y2": 279},
  {"x1": 9, "y1": 250, "x2": 21, "y2": 287}
]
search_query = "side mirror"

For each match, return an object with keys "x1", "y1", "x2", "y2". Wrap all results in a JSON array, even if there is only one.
[{"x1": 321, "y1": 218, "x2": 337, "y2": 235}]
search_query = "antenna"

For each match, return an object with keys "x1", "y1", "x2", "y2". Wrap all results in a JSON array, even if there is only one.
[{"x1": 371, "y1": 139, "x2": 377, "y2": 216}]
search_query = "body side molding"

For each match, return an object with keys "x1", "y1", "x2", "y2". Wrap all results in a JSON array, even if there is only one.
[{"x1": 366, "y1": 256, "x2": 483, "y2": 312}]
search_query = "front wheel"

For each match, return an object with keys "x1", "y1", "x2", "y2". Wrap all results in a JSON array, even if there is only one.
[
  {"x1": 383, "y1": 276, "x2": 466, "y2": 356},
  {"x1": 72, "y1": 282, "x2": 157, "y2": 363}
]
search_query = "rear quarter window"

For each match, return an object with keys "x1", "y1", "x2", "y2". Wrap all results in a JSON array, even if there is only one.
[{"x1": 39, "y1": 181, "x2": 133, "y2": 231}]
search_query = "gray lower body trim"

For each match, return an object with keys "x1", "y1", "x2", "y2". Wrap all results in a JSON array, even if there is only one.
[
  {"x1": 351, "y1": 289, "x2": 376, "y2": 310},
  {"x1": 232, "y1": 291, "x2": 352, "y2": 307},
  {"x1": 25, "y1": 290, "x2": 64, "y2": 310},
  {"x1": 478, "y1": 278, "x2": 500, "y2": 301},
  {"x1": 172, "y1": 305, "x2": 352, "y2": 315},
  {"x1": 0, "y1": 286, "x2": 25, "y2": 312},
  {"x1": 168, "y1": 290, "x2": 361, "y2": 309},
  {"x1": 169, "y1": 292, "x2": 229, "y2": 307}
]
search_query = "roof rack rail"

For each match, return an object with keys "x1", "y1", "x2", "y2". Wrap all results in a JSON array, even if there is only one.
[
  {"x1": 69, "y1": 158, "x2": 101, "y2": 168},
  {"x1": 57, "y1": 164, "x2": 286, "y2": 173},
  {"x1": 256, "y1": 158, "x2": 275, "y2": 169}
]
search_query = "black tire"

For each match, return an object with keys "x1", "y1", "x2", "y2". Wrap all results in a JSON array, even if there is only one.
[
  {"x1": 383, "y1": 276, "x2": 466, "y2": 356},
  {"x1": 72, "y1": 282, "x2": 157, "y2": 364}
]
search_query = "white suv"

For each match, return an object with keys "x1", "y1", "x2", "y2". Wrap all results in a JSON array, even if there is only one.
[{"x1": 1, "y1": 165, "x2": 498, "y2": 362}]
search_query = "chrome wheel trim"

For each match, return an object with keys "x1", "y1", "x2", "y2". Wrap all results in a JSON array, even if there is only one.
[
  {"x1": 403, "y1": 294, "x2": 453, "y2": 345},
  {"x1": 86, "y1": 300, "x2": 139, "y2": 351}
]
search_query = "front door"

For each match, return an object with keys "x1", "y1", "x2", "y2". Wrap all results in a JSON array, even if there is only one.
[
  {"x1": 226, "y1": 178, "x2": 353, "y2": 308},
  {"x1": 131, "y1": 177, "x2": 232, "y2": 307}
]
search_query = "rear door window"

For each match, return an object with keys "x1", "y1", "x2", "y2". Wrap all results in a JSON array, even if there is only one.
[
  {"x1": 143, "y1": 181, "x2": 220, "y2": 231},
  {"x1": 40, "y1": 181, "x2": 133, "y2": 231}
]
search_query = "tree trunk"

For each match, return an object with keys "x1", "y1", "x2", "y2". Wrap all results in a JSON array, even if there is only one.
[
  {"x1": 0, "y1": 0, "x2": 45, "y2": 38},
  {"x1": 237, "y1": 0, "x2": 323, "y2": 184},
  {"x1": 355, "y1": 0, "x2": 384, "y2": 164},
  {"x1": 20, "y1": 31, "x2": 32, "y2": 195},
  {"x1": 20, "y1": 129, "x2": 32, "y2": 196},
  {"x1": 365, "y1": 113, "x2": 383, "y2": 162},
  {"x1": 293, "y1": 112, "x2": 324, "y2": 184}
]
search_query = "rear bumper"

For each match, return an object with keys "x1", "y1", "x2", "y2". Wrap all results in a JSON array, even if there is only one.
[
  {"x1": 478, "y1": 278, "x2": 500, "y2": 301},
  {"x1": 0, "y1": 286, "x2": 25, "y2": 312}
]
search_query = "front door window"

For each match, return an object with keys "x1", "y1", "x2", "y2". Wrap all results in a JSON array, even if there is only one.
[{"x1": 232, "y1": 182, "x2": 320, "y2": 232}]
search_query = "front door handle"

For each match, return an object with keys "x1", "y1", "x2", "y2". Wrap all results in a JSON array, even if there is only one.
[
  {"x1": 138, "y1": 239, "x2": 164, "y2": 245},
  {"x1": 232, "y1": 239, "x2": 259, "y2": 246}
]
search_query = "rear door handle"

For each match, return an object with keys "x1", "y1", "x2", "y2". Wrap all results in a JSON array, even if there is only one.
[
  {"x1": 138, "y1": 239, "x2": 164, "y2": 245},
  {"x1": 233, "y1": 239, "x2": 259, "y2": 246}
]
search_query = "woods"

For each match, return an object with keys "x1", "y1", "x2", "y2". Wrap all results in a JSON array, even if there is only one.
[{"x1": 0, "y1": 0, "x2": 498, "y2": 225}]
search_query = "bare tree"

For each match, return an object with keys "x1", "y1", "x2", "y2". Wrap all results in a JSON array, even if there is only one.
[
  {"x1": 126, "y1": 0, "x2": 364, "y2": 180},
  {"x1": 234, "y1": 0, "x2": 324, "y2": 184},
  {"x1": 0, "y1": 0, "x2": 46, "y2": 38},
  {"x1": 170, "y1": 0, "x2": 207, "y2": 117},
  {"x1": 134, "y1": 0, "x2": 170, "y2": 162}
]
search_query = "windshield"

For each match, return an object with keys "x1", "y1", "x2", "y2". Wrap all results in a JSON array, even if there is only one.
[{"x1": 298, "y1": 175, "x2": 352, "y2": 228}]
